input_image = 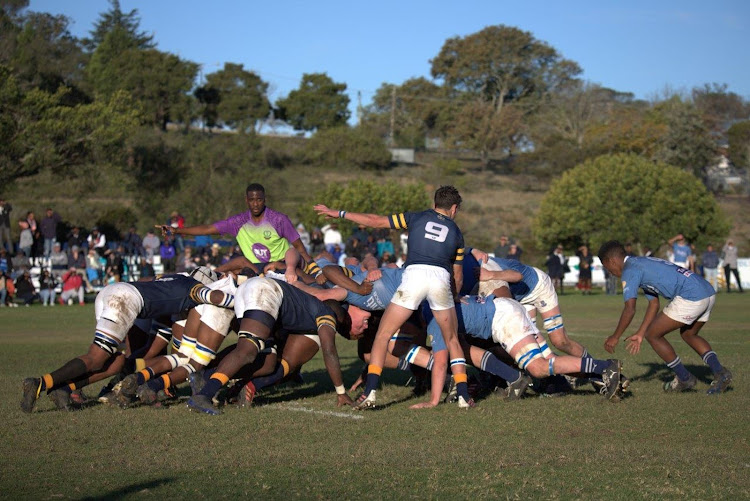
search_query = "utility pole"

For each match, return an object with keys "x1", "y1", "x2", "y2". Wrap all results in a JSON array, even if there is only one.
[
  {"x1": 388, "y1": 86, "x2": 396, "y2": 146},
  {"x1": 356, "y1": 91, "x2": 363, "y2": 126}
]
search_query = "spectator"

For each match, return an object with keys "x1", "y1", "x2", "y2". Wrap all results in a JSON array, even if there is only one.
[
  {"x1": 721, "y1": 239, "x2": 744, "y2": 293},
  {"x1": 142, "y1": 229, "x2": 160, "y2": 259},
  {"x1": 160, "y1": 236, "x2": 177, "y2": 273},
  {"x1": 624, "y1": 242, "x2": 637, "y2": 257},
  {"x1": 104, "y1": 247, "x2": 124, "y2": 283},
  {"x1": 193, "y1": 234, "x2": 214, "y2": 255},
  {"x1": 38, "y1": 269, "x2": 57, "y2": 306},
  {"x1": 31, "y1": 228, "x2": 44, "y2": 266},
  {"x1": 25, "y1": 211, "x2": 37, "y2": 233},
  {"x1": 296, "y1": 223, "x2": 311, "y2": 254},
  {"x1": 49, "y1": 242, "x2": 69, "y2": 279},
  {"x1": 364, "y1": 233, "x2": 378, "y2": 257},
  {"x1": 176, "y1": 246, "x2": 199, "y2": 273},
  {"x1": 351, "y1": 224, "x2": 370, "y2": 247},
  {"x1": 85, "y1": 248, "x2": 103, "y2": 287},
  {"x1": 376, "y1": 234, "x2": 395, "y2": 259},
  {"x1": 0, "y1": 248, "x2": 10, "y2": 275},
  {"x1": 122, "y1": 226, "x2": 143, "y2": 258},
  {"x1": 643, "y1": 246, "x2": 653, "y2": 257},
  {"x1": 702, "y1": 244, "x2": 720, "y2": 292},
  {"x1": 11, "y1": 249, "x2": 31, "y2": 280},
  {"x1": 68, "y1": 245, "x2": 92, "y2": 291},
  {"x1": 18, "y1": 220, "x2": 33, "y2": 257},
  {"x1": 87, "y1": 227, "x2": 107, "y2": 256},
  {"x1": 140, "y1": 255, "x2": 155, "y2": 278},
  {"x1": 40, "y1": 208, "x2": 62, "y2": 258},
  {"x1": 309, "y1": 227, "x2": 325, "y2": 256},
  {"x1": 66, "y1": 226, "x2": 86, "y2": 251},
  {"x1": 576, "y1": 245, "x2": 594, "y2": 295},
  {"x1": 0, "y1": 197, "x2": 12, "y2": 252},
  {"x1": 668, "y1": 234, "x2": 692, "y2": 269},
  {"x1": 14, "y1": 270, "x2": 38, "y2": 306},
  {"x1": 507, "y1": 243, "x2": 523, "y2": 262},
  {"x1": 168, "y1": 211, "x2": 185, "y2": 253},
  {"x1": 59, "y1": 267, "x2": 85, "y2": 305},
  {"x1": 545, "y1": 244, "x2": 568, "y2": 295},
  {"x1": 0, "y1": 269, "x2": 12, "y2": 306},
  {"x1": 399, "y1": 230, "x2": 408, "y2": 256},
  {"x1": 344, "y1": 237, "x2": 365, "y2": 262},
  {"x1": 322, "y1": 222, "x2": 343, "y2": 253},
  {"x1": 207, "y1": 243, "x2": 223, "y2": 269},
  {"x1": 494, "y1": 235, "x2": 512, "y2": 258}
]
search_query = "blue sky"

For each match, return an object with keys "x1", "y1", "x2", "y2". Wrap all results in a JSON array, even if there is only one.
[{"x1": 28, "y1": 0, "x2": 750, "y2": 114}]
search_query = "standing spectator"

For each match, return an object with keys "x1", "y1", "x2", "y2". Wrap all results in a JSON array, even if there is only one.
[
  {"x1": 507, "y1": 244, "x2": 523, "y2": 262},
  {"x1": 18, "y1": 220, "x2": 33, "y2": 257},
  {"x1": 25, "y1": 211, "x2": 37, "y2": 233},
  {"x1": 721, "y1": 239, "x2": 744, "y2": 293},
  {"x1": 142, "y1": 229, "x2": 160, "y2": 259},
  {"x1": 207, "y1": 243, "x2": 223, "y2": 269},
  {"x1": 0, "y1": 197, "x2": 12, "y2": 252},
  {"x1": 309, "y1": 227, "x2": 325, "y2": 256},
  {"x1": 296, "y1": 223, "x2": 311, "y2": 254},
  {"x1": 87, "y1": 227, "x2": 107, "y2": 256},
  {"x1": 576, "y1": 245, "x2": 594, "y2": 295},
  {"x1": 122, "y1": 226, "x2": 143, "y2": 258},
  {"x1": 168, "y1": 211, "x2": 185, "y2": 253},
  {"x1": 493, "y1": 235, "x2": 512, "y2": 258},
  {"x1": 701, "y1": 244, "x2": 720, "y2": 292},
  {"x1": 11, "y1": 249, "x2": 31, "y2": 279},
  {"x1": 545, "y1": 244, "x2": 568, "y2": 295},
  {"x1": 15, "y1": 270, "x2": 38, "y2": 306},
  {"x1": 364, "y1": 233, "x2": 378, "y2": 257},
  {"x1": 668, "y1": 234, "x2": 692, "y2": 269},
  {"x1": 351, "y1": 224, "x2": 370, "y2": 247},
  {"x1": 59, "y1": 267, "x2": 85, "y2": 305},
  {"x1": 40, "y1": 208, "x2": 62, "y2": 258},
  {"x1": 66, "y1": 226, "x2": 86, "y2": 251},
  {"x1": 321, "y1": 222, "x2": 343, "y2": 253},
  {"x1": 49, "y1": 242, "x2": 69, "y2": 279},
  {"x1": 160, "y1": 236, "x2": 177, "y2": 273},
  {"x1": 38, "y1": 269, "x2": 57, "y2": 306},
  {"x1": 376, "y1": 233, "x2": 394, "y2": 260}
]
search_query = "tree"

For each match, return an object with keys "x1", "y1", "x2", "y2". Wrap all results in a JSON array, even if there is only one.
[
  {"x1": 692, "y1": 83, "x2": 750, "y2": 136},
  {"x1": 84, "y1": 0, "x2": 154, "y2": 52},
  {"x1": 201, "y1": 63, "x2": 270, "y2": 132},
  {"x1": 727, "y1": 121, "x2": 750, "y2": 168},
  {"x1": 653, "y1": 97, "x2": 716, "y2": 176},
  {"x1": 303, "y1": 126, "x2": 391, "y2": 170},
  {"x1": 276, "y1": 72, "x2": 350, "y2": 131},
  {"x1": 532, "y1": 153, "x2": 730, "y2": 253},
  {"x1": 430, "y1": 25, "x2": 582, "y2": 166}
]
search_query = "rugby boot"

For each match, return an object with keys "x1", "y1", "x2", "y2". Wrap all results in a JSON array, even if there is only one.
[
  {"x1": 352, "y1": 390, "x2": 377, "y2": 410},
  {"x1": 237, "y1": 381, "x2": 256, "y2": 408},
  {"x1": 187, "y1": 394, "x2": 222, "y2": 415},
  {"x1": 457, "y1": 395, "x2": 476, "y2": 408},
  {"x1": 706, "y1": 368, "x2": 732, "y2": 395},
  {"x1": 21, "y1": 378, "x2": 42, "y2": 413},
  {"x1": 48, "y1": 388, "x2": 73, "y2": 411},
  {"x1": 601, "y1": 359, "x2": 622, "y2": 401},
  {"x1": 503, "y1": 374, "x2": 532, "y2": 401},
  {"x1": 663, "y1": 373, "x2": 697, "y2": 392}
]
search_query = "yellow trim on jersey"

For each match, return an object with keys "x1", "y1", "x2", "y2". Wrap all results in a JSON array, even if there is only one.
[
  {"x1": 189, "y1": 284, "x2": 204, "y2": 303},
  {"x1": 316, "y1": 314, "x2": 336, "y2": 330},
  {"x1": 342, "y1": 267, "x2": 353, "y2": 278},
  {"x1": 390, "y1": 213, "x2": 407, "y2": 230},
  {"x1": 454, "y1": 247, "x2": 465, "y2": 262}
]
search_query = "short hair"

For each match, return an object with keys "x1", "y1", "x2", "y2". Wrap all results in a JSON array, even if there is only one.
[
  {"x1": 598, "y1": 240, "x2": 626, "y2": 262},
  {"x1": 246, "y1": 183, "x2": 265, "y2": 195},
  {"x1": 323, "y1": 300, "x2": 352, "y2": 340},
  {"x1": 434, "y1": 185, "x2": 462, "y2": 210}
]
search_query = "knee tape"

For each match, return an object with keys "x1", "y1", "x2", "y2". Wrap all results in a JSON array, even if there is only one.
[
  {"x1": 405, "y1": 345, "x2": 421, "y2": 364},
  {"x1": 514, "y1": 343, "x2": 545, "y2": 371},
  {"x1": 543, "y1": 314, "x2": 564, "y2": 334},
  {"x1": 164, "y1": 354, "x2": 182, "y2": 370},
  {"x1": 238, "y1": 331, "x2": 266, "y2": 352},
  {"x1": 192, "y1": 342, "x2": 217, "y2": 367},
  {"x1": 178, "y1": 334, "x2": 196, "y2": 358},
  {"x1": 156, "y1": 327, "x2": 173, "y2": 343},
  {"x1": 94, "y1": 331, "x2": 120, "y2": 356}
]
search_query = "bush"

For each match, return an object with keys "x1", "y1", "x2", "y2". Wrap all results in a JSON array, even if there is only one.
[{"x1": 303, "y1": 126, "x2": 392, "y2": 170}]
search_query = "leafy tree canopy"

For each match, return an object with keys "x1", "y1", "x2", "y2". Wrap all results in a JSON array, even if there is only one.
[
  {"x1": 84, "y1": 0, "x2": 154, "y2": 52},
  {"x1": 201, "y1": 62, "x2": 270, "y2": 132},
  {"x1": 532, "y1": 153, "x2": 730, "y2": 252},
  {"x1": 277, "y1": 72, "x2": 350, "y2": 131}
]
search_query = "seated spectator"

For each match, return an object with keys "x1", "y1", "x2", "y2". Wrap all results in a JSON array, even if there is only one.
[
  {"x1": 66, "y1": 226, "x2": 86, "y2": 251},
  {"x1": 87, "y1": 227, "x2": 107, "y2": 256},
  {"x1": 85, "y1": 248, "x2": 103, "y2": 286},
  {"x1": 122, "y1": 226, "x2": 143, "y2": 258},
  {"x1": 207, "y1": 243, "x2": 223, "y2": 269},
  {"x1": 0, "y1": 248, "x2": 11, "y2": 276},
  {"x1": 351, "y1": 224, "x2": 370, "y2": 247},
  {"x1": 38, "y1": 269, "x2": 57, "y2": 306},
  {"x1": 60, "y1": 267, "x2": 85, "y2": 305},
  {"x1": 142, "y1": 229, "x2": 160, "y2": 259},
  {"x1": 176, "y1": 246, "x2": 200, "y2": 273},
  {"x1": 68, "y1": 245, "x2": 92, "y2": 291},
  {"x1": 49, "y1": 242, "x2": 69, "y2": 278},
  {"x1": 322, "y1": 222, "x2": 343, "y2": 253},
  {"x1": 11, "y1": 249, "x2": 31, "y2": 279},
  {"x1": 104, "y1": 247, "x2": 124, "y2": 283},
  {"x1": 14, "y1": 270, "x2": 38, "y2": 306},
  {"x1": 376, "y1": 234, "x2": 395, "y2": 259},
  {"x1": 193, "y1": 234, "x2": 214, "y2": 254},
  {"x1": 309, "y1": 228, "x2": 325, "y2": 256},
  {"x1": 344, "y1": 237, "x2": 364, "y2": 262},
  {"x1": 0, "y1": 269, "x2": 14, "y2": 307},
  {"x1": 140, "y1": 255, "x2": 155, "y2": 278}
]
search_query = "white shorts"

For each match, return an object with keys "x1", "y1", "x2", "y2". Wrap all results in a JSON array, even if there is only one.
[
  {"x1": 194, "y1": 275, "x2": 238, "y2": 335},
  {"x1": 477, "y1": 260, "x2": 510, "y2": 297},
  {"x1": 391, "y1": 264, "x2": 454, "y2": 311},
  {"x1": 94, "y1": 282, "x2": 144, "y2": 344},
  {"x1": 663, "y1": 295, "x2": 715, "y2": 324},
  {"x1": 490, "y1": 298, "x2": 540, "y2": 352},
  {"x1": 234, "y1": 277, "x2": 283, "y2": 320},
  {"x1": 520, "y1": 268, "x2": 559, "y2": 314}
]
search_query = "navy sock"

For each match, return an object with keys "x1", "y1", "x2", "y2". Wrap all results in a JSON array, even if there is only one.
[
  {"x1": 701, "y1": 351, "x2": 723, "y2": 374},
  {"x1": 667, "y1": 356, "x2": 692, "y2": 381},
  {"x1": 364, "y1": 373, "x2": 380, "y2": 395},
  {"x1": 580, "y1": 357, "x2": 612, "y2": 375},
  {"x1": 147, "y1": 377, "x2": 165, "y2": 392},
  {"x1": 480, "y1": 351, "x2": 521, "y2": 383},
  {"x1": 199, "y1": 378, "x2": 224, "y2": 399},
  {"x1": 456, "y1": 381, "x2": 470, "y2": 401},
  {"x1": 581, "y1": 348, "x2": 592, "y2": 362},
  {"x1": 251, "y1": 364, "x2": 285, "y2": 392},
  {"x1": 396, "y1": 355, "x2": 410, "y2": 371},
  {"x1": 136, "y1": 368, "x2": 154, "y2": 386}
]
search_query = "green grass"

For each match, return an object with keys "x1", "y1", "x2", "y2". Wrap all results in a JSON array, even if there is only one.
[{"x1": 1, "y1": 292, "x2": 749, "y2": 500}]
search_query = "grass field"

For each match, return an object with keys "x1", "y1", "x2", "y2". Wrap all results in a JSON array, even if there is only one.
[{"x1": 1, "y1": 292, "x2": 748, "y2": 500}]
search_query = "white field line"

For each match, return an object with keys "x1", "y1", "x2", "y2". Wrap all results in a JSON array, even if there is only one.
[{"x1": 272, "y1": 403, "x2": 365, "y2": 420}]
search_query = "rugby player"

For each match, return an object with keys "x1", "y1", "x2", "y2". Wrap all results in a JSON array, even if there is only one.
[
  {"x1": 186, "y1": 275, "x2": 370, "y2": 415},
  {"x1": 20, "y1": 267, "x2": 233, "y2": 412},
  {"x1": 315, "y1": 185, "x2": 474, "y2": 409},
  {"x1": 598, "y1": 241, "x2": 732, "y2": 394}
]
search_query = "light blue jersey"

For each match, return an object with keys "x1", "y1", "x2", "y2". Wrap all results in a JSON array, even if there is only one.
[
  {"x1": 622, "y1": 256, "x2": 715, "y2": 302},
  {"x1": 345, "y1": 268, "x2": 404, "y2": 311},
  {"x1": 425, "y1": 295, "x2": 496, "y2": 352},
  {"x1": 672, "y1": 243, "x2": 692, "y2": 263},
  {"x1": 490, "y1": 257, "x2": 540, "y2": 301}
]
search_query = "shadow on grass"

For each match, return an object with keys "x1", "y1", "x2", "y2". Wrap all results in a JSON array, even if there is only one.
[
  {"x1": 80, "y1": 477, "x2": 176, "y2": 500},
  {"x1": 635, "y1": 363, "x2": 715, "y2": 384}
]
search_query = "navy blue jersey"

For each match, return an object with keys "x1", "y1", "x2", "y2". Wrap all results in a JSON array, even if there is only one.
[
  {"x1": 462, "y1": 249, "x2": 539, "y2": 300},
  {"x1": 346, "y1": 268, "x2": 404, "y2": 311},
  {"x1": 274, "y1": 279, "x2": 338, "y2": 334},
  {"x1": 389, "y1": 209, "x2": 464, "y2": 272},
  {"x1": 131, "y1": 274, "x2": 204, "y2": 319}
]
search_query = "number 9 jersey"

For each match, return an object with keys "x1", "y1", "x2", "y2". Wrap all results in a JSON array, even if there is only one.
[{"x1": 389, "y1": 209, "x2": 465, "y2": 272}]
